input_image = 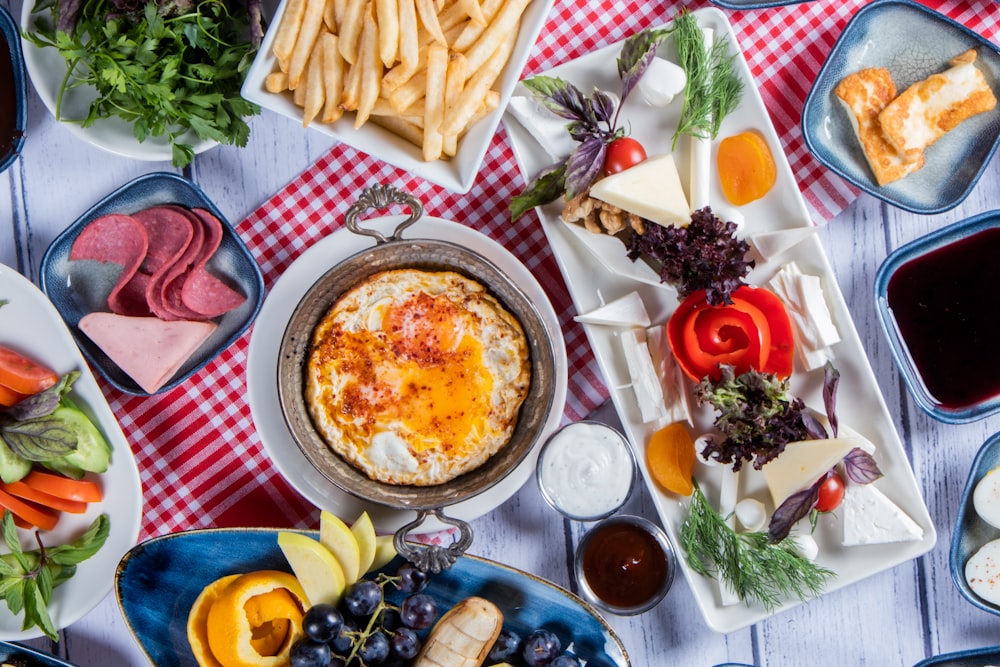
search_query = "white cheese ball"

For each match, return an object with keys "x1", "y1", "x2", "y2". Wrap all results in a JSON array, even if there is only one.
[
  {"x1": 974, "y1": 467, "x2": 1000, "y2": 529},
  {"x1": 734, "y1": 498, "x2": 766, "y2": 532},
  {"x1": 788, "y1": 534, "x2": 819, "y2": 561},
  {"x1": 966, "y1": 538, "x2": 1000, "y2": 605},
  {"x1": 636, "y1": 57, "x2": 687, "y2": 107}
]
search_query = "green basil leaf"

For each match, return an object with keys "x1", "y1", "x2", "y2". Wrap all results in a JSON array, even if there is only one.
[{"x1": 510, "y1": 163, "x2": 567, "y2": 222}]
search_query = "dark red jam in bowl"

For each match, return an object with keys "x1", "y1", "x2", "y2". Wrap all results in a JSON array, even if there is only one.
[
  {"x1": 886, "y1": 227, "x2": 1000, "y2": 410},
  {"x1": 576, "y1": 515, "x2": 673, "y2": 614},
  {"x1": 0, "y1": 28, "x2": 16, "y2": 157}
]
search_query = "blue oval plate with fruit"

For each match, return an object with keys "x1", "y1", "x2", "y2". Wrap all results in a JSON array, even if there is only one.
[{"x1": 115, "y1": 527, "x2": 630, "y2": 667}]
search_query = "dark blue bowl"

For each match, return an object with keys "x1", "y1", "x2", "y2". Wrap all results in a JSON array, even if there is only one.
[
  {"x1": 874, "y1": 211, "x2": 1000, "y2": 423},
  {"x1": 950, "y1": 432, "x2": 1000, "y2": 617},
  {"x1": 40, "y1": 172, "x2": 265, "y2": 396},
  {"x1": 914, "y1": 644, "x2": 1000, "y2": 666},
  {"x1": 0, "y1": 5, "x2": 26, "y2": 173},
  {"x1": 802, "y1": 0, "x2": 1000, "y2": 214}
]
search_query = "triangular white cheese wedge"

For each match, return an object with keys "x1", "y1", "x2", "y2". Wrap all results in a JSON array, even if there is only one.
[
  {"x1": 762, "y1": 437, "x2": 861, "y2": 506},
  {"x1": 589, "y1": 154, "x2": 691, "y2": 227},
  {"x1": 574, "y1": 291, "x2": 651, "y2": 327},
  {"x1": 619, "y1": 328, "x2": 666, "y2": 424},
  {"x1": 79, "y1": 312, "x2": 216, "y2": 394},
  {"x1": 749, "y1": 227, "x2": 818, "y2": 261},
  {"x1": 842, "y1": 483, "x2": 924, "y2": 546}
]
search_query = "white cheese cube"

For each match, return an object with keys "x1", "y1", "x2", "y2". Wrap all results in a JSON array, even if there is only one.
[
  {"x1": 768, "y1": 262, "x2": 841, "y2": 371},
  {"x1": 589, "y1": 154, "x2": 691, "y2": 227},
  {"x1": 749, "y1": 227, "x2": 818, "y2": 261},
  {"x1": 619, "y1": 329, "x2": 667, "y2": 423},
  {"x1": 644, "y1": 325, "x2": 691, "y2": 426},
  {"x1": 842, "y1": 483, "x2": 924, "y2": 546}
]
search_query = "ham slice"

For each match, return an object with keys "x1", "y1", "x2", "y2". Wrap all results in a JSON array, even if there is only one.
[{"x1": 78, "y1": 312, "x2": 217, "y2": 394}]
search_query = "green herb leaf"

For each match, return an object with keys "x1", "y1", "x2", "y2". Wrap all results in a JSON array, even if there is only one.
[
  {"x1": 510, "y1": 163, "x2": 568, "y2": 221},
  {"x1": 681, "y1": 482, "x2": 835, "y2": 611}
]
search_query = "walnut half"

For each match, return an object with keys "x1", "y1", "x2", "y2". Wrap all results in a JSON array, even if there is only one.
[{"x1": 561, "y1": 191, "x2": 645, "y2": 235}]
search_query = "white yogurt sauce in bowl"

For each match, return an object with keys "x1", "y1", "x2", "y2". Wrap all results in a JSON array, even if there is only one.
[{"x1": 535, "y1": 420, "x2": 637, "y2": 521}]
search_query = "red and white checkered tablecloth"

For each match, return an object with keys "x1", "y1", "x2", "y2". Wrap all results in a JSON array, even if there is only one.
[{"x1": 108, "y1": 0, "x2": 998, "y2": 540}]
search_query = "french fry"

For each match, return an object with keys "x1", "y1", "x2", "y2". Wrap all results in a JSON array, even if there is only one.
[
  {"x1": 287, "y1": 0, "x2": 328, "y2": 89},
  {"x1": 462, "y1": 0, "x2": 529, "y2": 75},
  {"x1": 451, "y1": 0, "x2": 503, "y2": 51},
  {"x1": 272, "y1": 0, "x2": 308, "y2": 69},
  {"x1": 441, "y1": 28, "x2": 515, "y2": 136},
  {"x1": 326, "y1": 0, "x2": 344, "y2": 31},
  {"x1": 389, "y1": 70, "x2": 427, "y2": 112},
  {"x1": 442, "y1": 52, "x2": 468, "y2": 156},
  {"x1": 396, "y1": 0, "x2": 418, "y2": 73},
  {"x1": 372, "y1": 97, "x2": 424, "y2": 118},
  {"x1": 321, "y1": 33, "x2": 345, "y2": 123},
  {"x1": 375, "y1": 0, "x2": 399, "y2": 67},
  {"x1": 339, "y1": 0, "x2": 367, "y2": 63},
  {"x1": 294, "y1": 77, "x2": 307, "y2": 106},
  {"x1": 265, "y1": 71, "x2": 289, "y2": 93},
  {"x1": 302, "y1": 41, "x2": 326, "y2": 126},
  {"x1": 371, "y1": 115, "x2": 424, "y2": 147},
  {"x1": 459, "y1": 0, "x2": 486, "y2": 26},
  {"x1": 415, "y1": 0, "x2": 446, "y2": 45},
  {"x1": 422, "y1": 43, "x2": 448, "y2": 161},
  {"x1": 355, "y1": 5, "x2": 382, "y2": 128}
]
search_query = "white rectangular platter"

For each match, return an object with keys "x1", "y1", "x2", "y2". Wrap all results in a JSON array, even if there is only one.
[{"x1": 505, "y1": 7, "x2": 936, "y2": 632}]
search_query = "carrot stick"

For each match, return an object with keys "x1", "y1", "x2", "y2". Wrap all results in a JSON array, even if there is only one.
[
  {"x1": 22, "y1": 471, "x2": 103, "y2": 503},
  {"x1": 0, "y1": 488, "x2": 59, "y2": 531},
  {"x1": 3, "y1": 481, "x2": 88, "y2": 514}
]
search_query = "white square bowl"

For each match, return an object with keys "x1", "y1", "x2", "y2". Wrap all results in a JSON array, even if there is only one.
[{"x1": 241, "y1": 0, "x2": 555, "y2": 193}]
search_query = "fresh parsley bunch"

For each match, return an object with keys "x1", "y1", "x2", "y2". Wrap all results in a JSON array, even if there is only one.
[
  {"x1": 25, "y1": 0, "x2": 262, "y2": 167},
  {"x1": 0, "y1": 511, "x2": 109, "y2": 639}
]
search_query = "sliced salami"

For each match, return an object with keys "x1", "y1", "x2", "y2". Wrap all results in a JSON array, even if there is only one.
[
  {"x1": 156, "y1": 206, "x2": 208, "y2": 321},
  {"x1": 133, "y1": 206, "x2": 195, "y2": 319},
  {"x1": 68, "y1": 213, "x2": 150, "y2": 317},
  {"x1": 179, "y1": 209, "x2": 246, "y2": 318}
]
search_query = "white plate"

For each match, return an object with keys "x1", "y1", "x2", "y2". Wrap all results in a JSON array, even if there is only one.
[
  {"x1": 0, "y1": 264, "x2": 142, "y2": 639},
  {"x1": 506, "y1": 8, "x2": 936, "y2": 632},
  {"x1": 240, "y1": 0, "x2": 555, "y2": 193},
  {"x1": 246, "y1": 216, "x2": 568, "y2": 534},
  {"x1": 19, "y1": 2, "x2": 216, "y2": 161}
]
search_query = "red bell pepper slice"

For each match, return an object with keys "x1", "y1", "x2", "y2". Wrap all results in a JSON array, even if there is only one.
[{"x1": 667, "y1": 285, "x2": 795, "y2": 382}]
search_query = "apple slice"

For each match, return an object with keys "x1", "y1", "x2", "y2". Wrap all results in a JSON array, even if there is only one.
[
  {"x1": 320, "y1": 510, "x2": 362, "y2": 584},
  {"x1": 370, "y1": 535, "x2": 398, "y2": 572},
  {"x1": 351, "y1": 511, "x2": 377, "y2": 575},
  {"x1": 277, "y1": 531, "x2": 347, "y2": 607}
]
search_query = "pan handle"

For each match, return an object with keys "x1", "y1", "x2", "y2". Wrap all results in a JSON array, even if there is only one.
[
  {"x1": 393, "y1": 509, "x2": 474, "y2": 573},
  {"x1": 344, "y1": 183, "x2": 424, "y2": 243}
]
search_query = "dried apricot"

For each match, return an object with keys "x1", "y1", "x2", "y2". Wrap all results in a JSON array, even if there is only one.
[
  {"x1": 717, "y1": 131, "x2": 777, "y2": 205},
  {"x1": 645, "y1": 422, "x2": 696, "y2": 496}
]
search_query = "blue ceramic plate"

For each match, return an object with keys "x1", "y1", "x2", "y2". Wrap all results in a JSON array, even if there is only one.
[
  {"x1": 710, "y1": 0, "x2": 808, "y2": 9},
  {"x1": 914, "y1": 645, "x2": 1000, "y2": 666},
  {"x1": 0, "y1": 5, "x2": 26, "y2": 173},
  {"x1": 0, "y1": 641, "x2": 78, "y2": 666},
  {"x1": 115, "y1": 528, "x2": 630, "y2": 667},
  {"x1": 874, "y1": 211, "x2": 1000, "y2": 423},
  {"x1": 950, "y1": 432, "x2": 1000, "y2": 616},
  {"x1": 40, "y1": 172, "x2": 264, "y2": 396},
  {"x1": 802, "y1": 0, "x2": 1000, "y2": 214}
]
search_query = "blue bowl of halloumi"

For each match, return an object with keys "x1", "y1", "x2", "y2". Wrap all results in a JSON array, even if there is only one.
[{"x1": 802, "y1": 0, "x2": 1000, "y2": 214}]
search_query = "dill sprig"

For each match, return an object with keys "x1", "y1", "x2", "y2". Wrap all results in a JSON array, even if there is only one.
[
  {"x1": 680, "y1": 481, "x2": 835, "y2": 612},
  {"x1": 671, "y1": 11, "x2": 744, "y2": 150}
]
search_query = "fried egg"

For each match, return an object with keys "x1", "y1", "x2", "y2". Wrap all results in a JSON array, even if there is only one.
[{"x1": 305, "y1": 269, "x2": 531, "y2": 486}]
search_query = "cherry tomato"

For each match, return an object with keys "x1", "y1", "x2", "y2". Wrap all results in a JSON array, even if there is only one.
[
  {"x1": 666, "y1": 285, "x2": 795, "y2": 382},
  {"x1": 603, "y1": 137, "x2": 647, "y2": 176},
  {"x1": 814, "y1": 472, "x2": 846, "y2": 513}
]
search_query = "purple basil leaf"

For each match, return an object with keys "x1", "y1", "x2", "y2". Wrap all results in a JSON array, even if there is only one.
[
  {"x1": 768, "y1": 478, "x2": 823, "y2": 544},
  {"x1": 801, "y1": 411, "x2": 828, "y2": 441},
  {"x1": 843, "y1": 447, "x2": 883, "y2": 485},
  {"x1": 823, "y1": 362, "x2": 840, "y2": 438},
  {"x1": 617, "y1": 28, "x2": 669, "y2": 103},
  {"x1": 564, "y1": 136, "x2": 606, "y2": 200},
  {"x1": 522, "y1": 76, "x2": 593, "y2": 122},
  {"x1": 591, "y1": 89, "x2": 617, "y2": 125}
]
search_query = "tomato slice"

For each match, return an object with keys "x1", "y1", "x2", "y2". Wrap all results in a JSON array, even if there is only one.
[
  {"x1": 0, "y1": 346, "x2": 59, "y2": 396},
  {"x1": 667, "y1": 286, "x2": 795, "y2": 382}
]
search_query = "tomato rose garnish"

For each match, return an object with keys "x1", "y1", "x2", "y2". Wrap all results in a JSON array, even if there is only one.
[{"x1": 667, "y1": 285, "x2": 794, "y2": 382}]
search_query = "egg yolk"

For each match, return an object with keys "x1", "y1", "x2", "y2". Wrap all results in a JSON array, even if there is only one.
[{"x1": 330, "y1": 292, "x2": 494, "y2": 457}]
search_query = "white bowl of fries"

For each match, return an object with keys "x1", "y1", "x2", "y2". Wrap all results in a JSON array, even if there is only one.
[{"x1": 243, "y1": 0, "x2": 554, "y2": 193}]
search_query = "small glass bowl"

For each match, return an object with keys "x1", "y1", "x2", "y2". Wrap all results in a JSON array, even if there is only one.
[
  {"x1": 535, "y1": 420, "x2": 637, "y2": 521},
  {"x1": 574, "y1": 514, "x2": 675, "y2": 616}
]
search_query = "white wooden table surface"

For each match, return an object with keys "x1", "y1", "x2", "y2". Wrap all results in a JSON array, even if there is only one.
[{"x1": 4, "y1": 0, "x2": 1000, "y2": 662}]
